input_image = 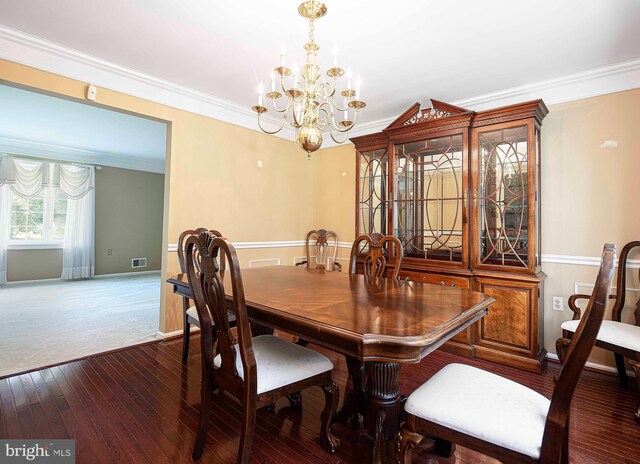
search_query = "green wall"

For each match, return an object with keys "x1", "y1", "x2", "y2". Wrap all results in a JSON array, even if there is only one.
[{"x1": 6, "y1": 166, "x2": 164, "y2": 281}]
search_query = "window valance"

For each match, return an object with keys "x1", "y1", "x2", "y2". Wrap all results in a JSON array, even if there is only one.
[
  {"x1": 0, "y1": 156, "x2": 50, "y2": 199},
  {"x1": 53, "y1": 163, "x2": 95, "y2": 199},
  {"x1": 0, "y1": 155, "x2": 94, "y2": 199}
]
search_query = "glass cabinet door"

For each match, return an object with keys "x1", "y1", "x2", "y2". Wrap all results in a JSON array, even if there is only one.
[
  {"x1": 357, "y1": 148, "x2": 388, "y2": 237},
  {"x1": 475, "y1": 124, "x2": 532, "y2": 269},
  {"x1": 393, "y1": 134, "x2": 466, "y2": 264}
]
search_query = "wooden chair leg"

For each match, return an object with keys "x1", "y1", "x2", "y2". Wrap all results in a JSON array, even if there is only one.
[
  {"x1": 182, "y1": 313, "x2": 191, "y2": 364},
  {"x1": 556, "y1": 337, "x2": 571, "y2": 365},
  {"x1": 398, "y1": 426, "x2": 424, "y2": 464},
  {"x1": 561, "y1": 415, "x2": 570, "y2": 464},
  {"x1": 630, "y1": 359, "x2": 640, "y2": 424},
  {"x1": 320, "y1": 380, "x2": 340, "y2": 454},
  {"x1": 237, "y1": 394, "x2": 257, "y2": 464},
  {"x1": 287, "y1": 391, "x2": 302, "y2": 409},
  {"x1": 192, "y1": 379, "x2": 213, "y2": 460},
  {"x1": 614, "y1": 353, "x2": 628, "y2": 386}
]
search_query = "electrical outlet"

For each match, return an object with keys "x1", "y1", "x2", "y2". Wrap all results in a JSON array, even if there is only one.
[
  {"x1": 552, "y1": 296, "x2": 564, "y2": 312},
  {"x1": 107, "y1": 249, "x2": 112, "y2": 256}
]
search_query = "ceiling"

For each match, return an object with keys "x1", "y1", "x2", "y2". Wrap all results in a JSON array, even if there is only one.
[
  {"x1": 0, "y1": 0, "x2": 639, "y2": 125},
  {"x1": 0, "y1": 84, "x2": 167, "y2": 173}
]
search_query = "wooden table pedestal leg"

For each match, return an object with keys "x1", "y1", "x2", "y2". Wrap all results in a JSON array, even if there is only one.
[
  {"x1": 365, "y1": 361, "x2": 401, "y2": 464},
  {"x1": 333, "y1": 357, "x2": 366, "y2": 428}
]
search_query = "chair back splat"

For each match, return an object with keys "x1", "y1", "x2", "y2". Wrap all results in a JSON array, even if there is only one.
[
  {"x1": 349, "y1": 233, "x2": 403, "y2": 281},
  {"x1": 541, "y1": 243, "x2": 616, "y2": 462},
  {"x1": 297, "y1": 229, "x2": 341, "y2": 271},
  {"x1": 177, "y1": 228, "x2": 226, "y2": 274},
  {"x1": 177, "y1": 228, "x2": 228, "y2": 364}
]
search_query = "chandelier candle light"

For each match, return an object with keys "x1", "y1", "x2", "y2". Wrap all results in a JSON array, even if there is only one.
[{"x1": 251, "y1": 0, "x2": 366, "y2": 158}]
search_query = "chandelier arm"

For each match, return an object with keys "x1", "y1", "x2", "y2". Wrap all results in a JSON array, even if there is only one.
[
  {"x1": 327, "y1": 123, "x2": 351, "y2": 144},
  {"x1": 319, "y1": 80, "x2": 336, "y2": 100},
  {"x1": 330, "y1": 94, "x2": 350, "y2": 112},
  {"x1": 257, "y1": 111, "x2": 287, "y2": 135},
  {"x1": 328, "y1": 106, "x2": 360, "y2": 133},
  {"x1": 270, "y1": 97, "x2": 290, "y2": 113}
]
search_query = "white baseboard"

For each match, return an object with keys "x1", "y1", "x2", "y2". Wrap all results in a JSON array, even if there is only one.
[
  {"x1": 5, "y1": 277, "x2": 63, "y2": 285},
  {"x1": 156, "y1": 326, "x2": 200, "y2": 340},
  {"x1": 94, "y1": 270, "x2": 161, "y2": 278},
  {"x1": 546, "y1": 352, "x2": 634, "y2": 376}
]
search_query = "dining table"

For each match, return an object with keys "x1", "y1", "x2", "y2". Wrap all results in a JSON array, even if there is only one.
[{"x1": 167, "y1": 265, "x2": 494, "y2": 464}]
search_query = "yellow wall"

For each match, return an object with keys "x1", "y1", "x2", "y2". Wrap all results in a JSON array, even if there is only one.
[
  {"x1": 0, "y1": 58, "x2": 316, "y2": 334},
  {"x1": 316, "y1": 88, "x2": 640, "y2": 368},
  {"x1": 540, "y1": 90, "x2": 640, "y2": 366}
]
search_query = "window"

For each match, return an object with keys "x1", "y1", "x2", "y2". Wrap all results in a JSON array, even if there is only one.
[{"x1": 9, "y1": 187, "x2": 68, "y2": 242}]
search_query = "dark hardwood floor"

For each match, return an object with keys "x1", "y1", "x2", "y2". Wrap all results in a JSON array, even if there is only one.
[{"x1": 1, "y1": 335, "x2": 638, "y2": 463}]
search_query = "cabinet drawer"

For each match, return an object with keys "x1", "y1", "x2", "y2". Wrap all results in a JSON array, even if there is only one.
[{"x1": 400, "y1": 271, "x2": 469, "y2": 288}]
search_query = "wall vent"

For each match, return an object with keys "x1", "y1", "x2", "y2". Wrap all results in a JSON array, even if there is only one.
[{"x1": 131, "y1": 258, "x2": 147, "y2": 269}]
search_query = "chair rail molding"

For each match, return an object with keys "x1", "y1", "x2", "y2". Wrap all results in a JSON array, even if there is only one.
[
  {"x1": 542, "y1": 254, "x2": 640, "y2": 269},
  {"x1": 2, "y1": 25, "x2": 639, "y2": 149},
  {"x1": 168, "y1": 241, "x2": 639, "y2": 269}
]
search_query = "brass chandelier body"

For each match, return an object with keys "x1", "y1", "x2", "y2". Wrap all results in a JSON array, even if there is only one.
[{"x1": 251, "y1": 1, "x2": 366, "y2": 157}]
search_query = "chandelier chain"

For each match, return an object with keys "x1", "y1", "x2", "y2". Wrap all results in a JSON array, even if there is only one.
[{"x1": 309, "y1": 15, "x2": 315, "y2": 44}]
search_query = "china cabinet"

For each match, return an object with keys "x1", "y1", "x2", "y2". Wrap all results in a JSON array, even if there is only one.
[{"x1": 351, "y1": 99, "x2": 548, "y2": 372}]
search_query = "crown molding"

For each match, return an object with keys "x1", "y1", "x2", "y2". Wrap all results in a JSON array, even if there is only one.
[
  {"x1": 322, "y1": 58, "x2": 640, "y2": 146},
  {"x1": 0, "y1": 136, "x2": 165, "y2": 173},
  {"x1": 0, "y1": 25, "x2": 295, "y2": 142},
  {"x1": 1, "y1": 25, "x2": 639, "y2": 151},
  {"x1": 453, "y1": 58, "x2": 640, "y2": 110}
]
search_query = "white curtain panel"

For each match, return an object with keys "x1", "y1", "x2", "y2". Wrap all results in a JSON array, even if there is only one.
[
  {"x1": 58, "y1": 164, "x2": 95, "y2": 280},
  {"x1": 0, "y1": 184, "x2": 8, "y2": 285}
]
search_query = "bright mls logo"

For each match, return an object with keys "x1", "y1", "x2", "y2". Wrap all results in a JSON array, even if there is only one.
[{"x1": 0, "y1": 440, "x2": 75, "y2": 463}]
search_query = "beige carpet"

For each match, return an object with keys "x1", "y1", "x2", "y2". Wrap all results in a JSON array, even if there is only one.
[{"x1": 0, "y1": 272, "x2": 160, "y2": 378}]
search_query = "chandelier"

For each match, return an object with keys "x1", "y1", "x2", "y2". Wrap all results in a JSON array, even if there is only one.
[{"x1": 251, "y1": 0, "x2": 366, "y2": 158}]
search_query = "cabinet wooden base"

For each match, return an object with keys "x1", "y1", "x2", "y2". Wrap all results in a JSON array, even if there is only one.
[
  {"x1": 440, "y1": 339, "x2": 475, "y2": 358},
  {"x1": 475, "y1": 345, "x2": 548, "y2": 373}
]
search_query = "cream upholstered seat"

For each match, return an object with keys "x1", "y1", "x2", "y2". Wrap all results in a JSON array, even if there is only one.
[
  {"x1": 561, "y1": 319, "x2": 640, "y2": 352},
  {"x1": 405, "y1": 363, "x2": 550, "y2": 460},
  {"x1": 214, "y1": 334, "x2": 334, "y2": 394}
]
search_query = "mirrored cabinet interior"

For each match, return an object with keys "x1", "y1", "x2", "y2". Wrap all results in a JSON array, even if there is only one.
[{"x1": 352, "y1": 99, "x2": 548, "y2": 372}]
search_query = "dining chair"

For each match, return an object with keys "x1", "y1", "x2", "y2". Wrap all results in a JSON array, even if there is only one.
[
  {"x1": 348, "y1": 233, "x2": 403, "y2": 281},
  {"x1": 184, "y1": 230, "x2": 340, "y2": 463},
  {"x1": 558, "y1": 240, "x2": 640, "y2": 423},
  {"x1": 398, "y1": 243, "x2": 616, "y2": 464},
  {"x1": 296, "y1": 228, "x2": 342, "y2": 271},
  {"x1": 177, "y1": 228, "x2": 233, "y2": 363}
]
